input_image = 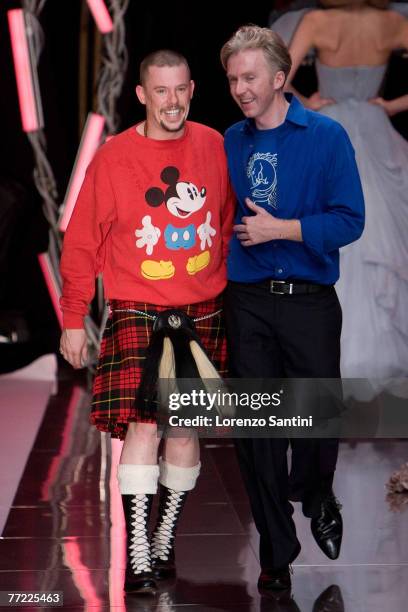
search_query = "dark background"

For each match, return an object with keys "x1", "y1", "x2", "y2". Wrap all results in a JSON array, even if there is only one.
[{"x1": 0, "y1": 0, "x2": 407, "y2": 372}]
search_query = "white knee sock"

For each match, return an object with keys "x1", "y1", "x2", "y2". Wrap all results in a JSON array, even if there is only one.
[
  {"x1": 158, "y1": 457, "x2": 201, "y2": 492},
  {"x1": 117, "y1": 464, "x2": 159, "y2": 494}
]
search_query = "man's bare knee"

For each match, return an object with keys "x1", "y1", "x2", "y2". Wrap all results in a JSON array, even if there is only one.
[{"x1": 126, "y1": 422, "x2": 159, "y2": 443}]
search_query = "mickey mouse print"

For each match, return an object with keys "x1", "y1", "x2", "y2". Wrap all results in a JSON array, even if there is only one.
[{"x1": 135, "y1": 166, "x2": 215, "y2": 280}]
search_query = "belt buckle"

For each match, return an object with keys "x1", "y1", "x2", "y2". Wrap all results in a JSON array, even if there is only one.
[
  {"x1": 270, "y1": 280, "x2": 293, "y2": 295},
  {"x1": 269, "y1": 281, "x2": 285, "y2": 295}
]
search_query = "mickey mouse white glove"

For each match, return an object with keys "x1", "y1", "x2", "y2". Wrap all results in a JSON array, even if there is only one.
[
  {"x1": 197, "y1": 211, "x2": 216, "y2": 250},
  {"x1": 135, "y1": 215, "x2": 161, "y2": 255}
]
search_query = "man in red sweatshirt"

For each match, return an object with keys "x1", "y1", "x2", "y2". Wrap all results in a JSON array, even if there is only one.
[{"x1": 59, "y1": 49, "x2": 234, "y2": 595}]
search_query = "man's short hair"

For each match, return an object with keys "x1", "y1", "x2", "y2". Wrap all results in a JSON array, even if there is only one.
[
  {"x1": 139, "y1": 50, "x2": 190, "y2": 85},
  {"x1": 220, "y1": 25, "x2": 292, "y2": 80}
]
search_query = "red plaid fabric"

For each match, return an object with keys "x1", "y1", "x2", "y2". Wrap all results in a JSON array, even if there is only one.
[{"x1": 90, "y1": 295, "x2": 227, "y2": 439}]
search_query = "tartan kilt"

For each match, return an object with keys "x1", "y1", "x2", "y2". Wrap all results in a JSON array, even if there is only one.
[{"x1": 90, "y1": 294, "x2": 227, "y2": 439}]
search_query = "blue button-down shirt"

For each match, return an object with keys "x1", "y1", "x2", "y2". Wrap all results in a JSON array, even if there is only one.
[{"x1": 224, "y1": 95, "x2": 365, "y2": 284}]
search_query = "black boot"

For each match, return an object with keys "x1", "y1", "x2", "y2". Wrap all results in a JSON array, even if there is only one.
[
  {"x1": 151, "y1": 484, "x2": 188, "y2": 580},
  {"x1": 122, "y1": 494, "x2": 157, "y2": 594}
]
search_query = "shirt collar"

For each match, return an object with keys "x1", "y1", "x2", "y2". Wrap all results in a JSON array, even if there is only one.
[
  {"x1": 284, "y1": 93, "x2": 308, "y2": 127},
  {"x1": 244, "y1": 93, "x2": 309, "y2": 133}
]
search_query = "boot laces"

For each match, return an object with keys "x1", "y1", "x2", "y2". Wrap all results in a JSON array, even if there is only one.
[
  {"x1": 129, "y1": 494, "x2": 152, "y2": 574},
  {"x1": 151, "y1": 489, "x2": 186, "y2": 561}
]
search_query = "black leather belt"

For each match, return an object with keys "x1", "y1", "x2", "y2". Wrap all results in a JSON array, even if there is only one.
[{"x1": 268, "y1": 280, "x2": 330, "y2": 295}]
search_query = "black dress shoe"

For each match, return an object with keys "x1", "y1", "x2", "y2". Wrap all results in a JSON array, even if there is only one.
[
  {"x1": 313, "y1": 584, "x2": 344, "y2": 612},
  {"x1": 258, "y1": 566, "x2": 292, "y2": 592},
  {"x1": 311, "y1": 493, "x2": 343, "y2": 560}
]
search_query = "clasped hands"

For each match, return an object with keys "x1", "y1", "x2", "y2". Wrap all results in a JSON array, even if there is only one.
[{"x1": 234, "y1": 198, "x2": 301, "y2": 246}]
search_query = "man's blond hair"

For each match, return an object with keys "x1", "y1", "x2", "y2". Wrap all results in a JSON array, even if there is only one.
[{"x1": 220, "y1": 25, "x2": 292, "y2": 81}]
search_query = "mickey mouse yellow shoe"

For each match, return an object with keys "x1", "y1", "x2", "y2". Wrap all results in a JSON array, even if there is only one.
[
  {"x1": 141, "y1": 260, "x2": 175, "y2": 280},
  {"x1": 186, "y1": 251, "x2": 210, "y2": 275}
]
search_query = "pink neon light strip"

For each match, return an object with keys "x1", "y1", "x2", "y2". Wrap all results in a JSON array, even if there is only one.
[
  {"x1": 38, "y1": 252, "x2": 63, "y2": 329},
  {"x1": 109, "y1": 439, "x2": 126, "y2": 608},
  {"x1": 42, "y1": 386, "x2": 102, "y2": 607},
  {"x1": 59, "y1": 113, "x2": 105, "y2": 232},
  {"x1": 40, "y1": 387, "x2": 83, "y2": 501},
  {"x1": 7, "y1": 9, "x2": 40, "y2": 132},
  {"x1": 86, "y1": 0, "x2": 114, "y2": 33},
  {"x1": 64, "y1": 539, "x2": 104, "y2": 608}
]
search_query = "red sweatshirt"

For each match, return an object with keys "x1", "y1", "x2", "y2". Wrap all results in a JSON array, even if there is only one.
[{"x1": 60, "y1": 122, "x2": 235, "y2": 328}]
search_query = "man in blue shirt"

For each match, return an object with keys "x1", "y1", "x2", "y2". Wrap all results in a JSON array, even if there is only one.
[{"x1": 220, "y1": 25, "x2": 364, "y2": 592}]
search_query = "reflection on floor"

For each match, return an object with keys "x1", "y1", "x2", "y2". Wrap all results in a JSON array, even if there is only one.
[
  {"x1": 0, "y1": 355, "x2": 57, "y2": 533},
  {"x1": 1, "y1": 377, "x2": 408, "y2": 611}
]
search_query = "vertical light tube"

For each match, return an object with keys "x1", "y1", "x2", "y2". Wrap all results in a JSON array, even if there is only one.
[
  {"x1": 7, "y1": 9, "x2": 43, "y2": 132},
  {"x1": 38, "y1": 252, "x2": 63, "y2": 329},
  {"x1": 59, "y1": 113, "x2": 105, "y2": 232},
  {"x1": 108, "y1": 438, "x2": 126, "y2": 609},
  {"x1": 86, "y1": 0, "x2": 114, "y2": 33}
]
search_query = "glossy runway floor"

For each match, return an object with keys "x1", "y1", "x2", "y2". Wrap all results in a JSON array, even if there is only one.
[{"x1": 1, "y1": 376, "x2": 408, "y2": 611}]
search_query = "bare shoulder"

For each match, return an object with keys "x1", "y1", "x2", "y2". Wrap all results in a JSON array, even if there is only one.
[
  {"x1": 384, "y1": 9, "x2": 408, "y2": 45},
  {"x1": 292, "y1": 9, "x2": 328, "y2": 41},
  {"x1": 300, "y1": 9, "x2": 326, "y2": 28},
  {"x1": 386, "y1": 9, "x2": 407, "y2": 25},
  {"x1": 378, "y1": 9, "x2": 406, "y2": 29},
  {"x1": 300, "y1": 8, "x2": 344, "y2": 34}
]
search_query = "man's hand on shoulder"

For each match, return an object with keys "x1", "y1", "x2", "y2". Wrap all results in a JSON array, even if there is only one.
[
  {"x1": 233, "y1": 198, "x2": 302, "y2": 246},
  {"x1": 60, "y1": 328, "x2": 88, "y2": 369}
]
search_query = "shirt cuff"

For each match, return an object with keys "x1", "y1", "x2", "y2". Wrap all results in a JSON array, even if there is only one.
[
  {"x1": 62, "y1": 311, "x2": 85, "y2": 329},
  {"x1": 300, "y1": 215, "x2": 325, "y2": 260}
]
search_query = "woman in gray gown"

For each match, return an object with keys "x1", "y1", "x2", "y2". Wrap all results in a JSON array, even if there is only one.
[{"x1": 275, "y1": 0, "x2": 408, "y2": 397}]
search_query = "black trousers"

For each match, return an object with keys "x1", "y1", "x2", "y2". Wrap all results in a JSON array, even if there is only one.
[{"x1": 225, "y1": 280, "x2": 342, "y2": 570}]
